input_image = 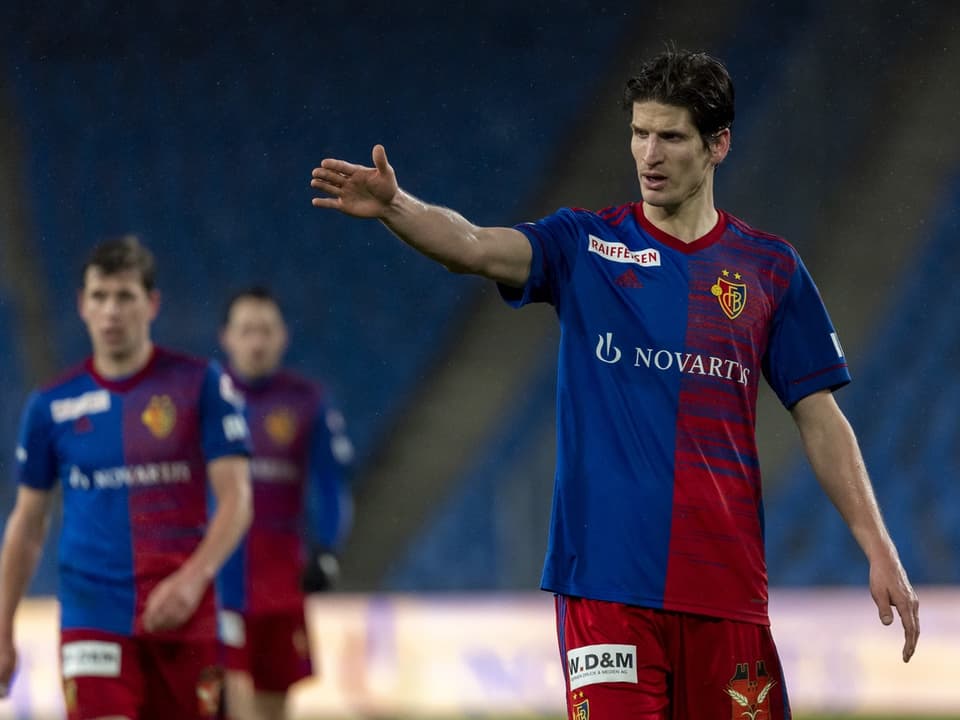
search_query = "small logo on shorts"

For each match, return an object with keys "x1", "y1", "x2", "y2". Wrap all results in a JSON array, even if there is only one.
[
  {"x1": 724, "y1": 660, "x2": 776, "y2": 720},
  {"x1": 196, "y1": 666, "x2": 223, "y2": 717},
  {"x1": 567, "y1": 643, "x2": 637, "y2": 689},
  {"x1": 571, "y1": 690, "x2": 589, "y2": 720},
  {"x1": 62, "y1": 678, "x2": 78, "y2": 713}
]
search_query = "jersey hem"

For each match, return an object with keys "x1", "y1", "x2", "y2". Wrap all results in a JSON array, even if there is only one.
[{"x1": 542, "y1": 582, "x2": 770, "y2": 626}]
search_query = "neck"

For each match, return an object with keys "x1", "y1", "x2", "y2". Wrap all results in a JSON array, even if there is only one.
[
  {"x1": 643, "y1": 181, "x2": 718, "y2": 243},
  {"x1": 93, "y1": 341, "x2": 154, "y2": 379}
]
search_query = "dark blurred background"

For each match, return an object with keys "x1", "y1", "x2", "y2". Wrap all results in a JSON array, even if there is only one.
[{"x1": 0, "y1": 0, "x2": 958, "y2": 598}]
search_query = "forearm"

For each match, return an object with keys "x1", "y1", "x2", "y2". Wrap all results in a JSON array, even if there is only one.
[
  {"x1": 0, "y1": 516, "x2": 48, "y2": 640},
  {"x1": 798, "y1": 408, "x2": 895, "y2": 562},
  {"x1": 181, "y1": 481, "x2": 251, "y2": 585},
  {"x1": 380, "y1": 189, "x2": 489, "y2": 273}
]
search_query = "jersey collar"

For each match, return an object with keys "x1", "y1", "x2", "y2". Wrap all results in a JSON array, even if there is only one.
[
  {"x1": 86, "y1": 345, "x2": 161, "y2": 393},
  {"x1": 633, "y1": 202, "x2": 726, "y2": 254}
]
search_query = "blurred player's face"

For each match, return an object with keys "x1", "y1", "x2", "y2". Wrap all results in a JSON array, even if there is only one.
[
  {"x1": 221, "y1": 298, "x2": 288, "y2": 380},
  {"x1": 630, "y1": 101, "x2": 730, "y2": 212},
  {"x1": 79, "y1": 267, "x2": 160, "y2": 371}
]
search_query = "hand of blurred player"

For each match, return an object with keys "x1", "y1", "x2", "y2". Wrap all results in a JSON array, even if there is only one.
[
  {"x1": 0, "y1": 636, "x2": 16, "y2": 698},
  {"x1": 301, "y1": 547, "x2": 340, "y2": 593},
  {"x1": 142, "y1": 568, "x2": 208, "y2": 633},
  {"x1": 869, "y1": 554, "x2": 919, "y2": 662},
  {"x1": 310, "y1": 144, "x2": 398, "y2": 218}
]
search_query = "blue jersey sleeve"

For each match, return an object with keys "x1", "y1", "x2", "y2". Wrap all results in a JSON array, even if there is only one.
[
  {"x1": 305, "y1": 399, "x2": 353, "y2": 550},
  {"x1": 15, "y1": 392, "x2": 57, "y2": 491},
  {"x1": 498, "y1": 208, "x2": 583, "y2": 308},
  {"x1": 199, "y1": 362, "x2": 251, "y2": 461},
  {"x1": 762, "y1": 256, "x2": 851, "y2": 408}
]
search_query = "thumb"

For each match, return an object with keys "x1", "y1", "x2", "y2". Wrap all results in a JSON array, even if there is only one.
[
  {"x1": 874, "y1": 590, "x2": 894, "y2": 625},
  {"x1": 372, "y1": 144, "x2": 390, "y2": 174}
]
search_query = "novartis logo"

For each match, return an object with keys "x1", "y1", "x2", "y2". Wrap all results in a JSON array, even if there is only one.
[{"x1": 593, "y1": 332, "x2": 751, "y2": 386}]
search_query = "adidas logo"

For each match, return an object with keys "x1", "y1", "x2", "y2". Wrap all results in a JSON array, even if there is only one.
[{"x1": 615, "y1": 269, "x2": 643, "y2": 288}]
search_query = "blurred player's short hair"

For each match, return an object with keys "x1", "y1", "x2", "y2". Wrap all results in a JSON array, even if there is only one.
[
  {"x1": 623, "y1": 46, "x2": 735, "y2": 144},
  {"x1": 221, "y1": 286, "x2": 284, "y2": 327},
  {"x1": 82, "y1": 234, "x2": 156, "y2": 291}
]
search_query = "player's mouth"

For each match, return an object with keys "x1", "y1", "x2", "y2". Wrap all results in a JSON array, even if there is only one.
[{"x1": 642, "y1": 173, "x2": 668, "y2": 191}]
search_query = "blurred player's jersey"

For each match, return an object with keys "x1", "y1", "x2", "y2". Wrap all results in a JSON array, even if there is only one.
[
  {"x1": 16, "y1": 347, "x2": 250, "y2": 640},
  {"x1": 217, "y1": 369, "x2": 352, "y2": 615},
  {"x1": 501, "y1": 203, "x2": 850, "y2": 625}
]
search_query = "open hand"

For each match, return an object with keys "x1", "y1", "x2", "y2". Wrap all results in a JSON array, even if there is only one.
[{"x1": 311, "y1": 144, "x2": 398, "y2": 218}]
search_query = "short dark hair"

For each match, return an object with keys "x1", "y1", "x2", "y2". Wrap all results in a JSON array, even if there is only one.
[
  {"x1": 221, "y1": 286, "x2": 283, "y2": 327},
  {"x1": 82, "y1": 235, "x2": 156, "y2": 291},
  {"x1": 623, "y1": 47, "x2": 735, "y2": 142}
]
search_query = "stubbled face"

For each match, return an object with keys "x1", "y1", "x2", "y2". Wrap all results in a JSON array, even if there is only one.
[
  {"x1": 221, "y1": 298, "x2": 288, "y2": 380},
  {"x1": 630, "y1": 100, "x2": 728, "y2": 211},
  {"x1": 78, "y1": 267, "x2": 158, "y2": 365}
]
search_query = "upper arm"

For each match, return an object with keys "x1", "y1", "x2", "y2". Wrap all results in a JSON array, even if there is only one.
[
  {"x1": 790, "y1": 388, "x2": 855, "y2": 452},
  {"x1": 206, "y1": 455, "x2": 251, "y2": 506},
  {"x1": 470, "y1": 226, "x2": 532, "y2": 287},
  {"x1": 5, "y1": 486, "x2": 54, "y2": 543}
]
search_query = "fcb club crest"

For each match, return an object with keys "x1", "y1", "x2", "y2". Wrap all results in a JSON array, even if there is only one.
[
  {"x1": 196, "y1": 665, "x2": 224, "y2": 717},
  {"x1": 265, "y1": 407, "x2": 298, "y2": 447},
  {"x1": 571, "y1": 690, "x2": 589, "y2": 720},
  {"x1": 141, "y1": 395, "x2": 177, "y2": 439},
  {"x1": 711, "y1": 269, "x2": 747, "y2": 320},
  {"x1": 724, "y1": 660, "x2": 777, "y2": 720}
]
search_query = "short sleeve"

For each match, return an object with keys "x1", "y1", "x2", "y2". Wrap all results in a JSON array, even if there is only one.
[
  {"x1": 198, "y1": 361, "x2": 251, "y2": 461},
  {"x1": 498, "y1": 208, "x2": 584, "y2": 308},
  {"x1": 15, "y1": 392, "x2": 58, "y2": 491},
  {"x1": 762, "y1": 257, "x2": 851, "y2": 408}
]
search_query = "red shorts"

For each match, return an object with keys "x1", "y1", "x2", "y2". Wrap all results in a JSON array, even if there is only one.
[
  {"x1": 219, "y1": 609, "x2": 312, "y2": 692},
  {"x1": 60, "y1": 628, "x2": 222, "y2": 720},
  {"x1": 556, "y1": 596, "x2": 791, "y2": 720}
]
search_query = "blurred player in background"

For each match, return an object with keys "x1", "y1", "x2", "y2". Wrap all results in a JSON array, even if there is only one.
[
  {"x1": 0, "y1": 235, "x2": 251, "y2": 719},
  {"x1": 217, "y1": 287, "x2": 353, "y2": 720},
  {"x1": 310, "y1": 48, "x2": 919, "y2": 719}
]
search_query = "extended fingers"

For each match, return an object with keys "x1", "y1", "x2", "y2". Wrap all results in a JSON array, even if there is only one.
[
  {"x1": 897, "y1": 590, "x2": 920, "y2": 662},
  {"x1": 311, "y1": 167, "x2": 347, "y2": 191}
]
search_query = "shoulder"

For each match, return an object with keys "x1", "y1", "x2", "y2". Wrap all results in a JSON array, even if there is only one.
[
  {"x1": 39, "y1": 361, "x2": 90, "y2": 394},
  {"x1": 152, "y1": 346, "x2": 211, "y2": 373},
  {"x1": 722, "y1": 211, "x2": 801, "y2": 269},
  {"x1": 275, "y1": 368, "x2": 325, "y2": 401}
]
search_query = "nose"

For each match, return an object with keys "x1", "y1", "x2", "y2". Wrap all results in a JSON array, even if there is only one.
[{"x1": 642, "y1": 135, "x2": 662, "y2": 166}]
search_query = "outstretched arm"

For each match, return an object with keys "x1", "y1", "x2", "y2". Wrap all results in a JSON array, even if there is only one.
[
  {"x1": 0, "y1": 486, "x2": 53, "y2": 695},
  {"x1": 311, "y1": 144, "x2": 532, "y2": 287},
  {"x1": 791, "y1": 389, "x2": 919, "y2": 662}
]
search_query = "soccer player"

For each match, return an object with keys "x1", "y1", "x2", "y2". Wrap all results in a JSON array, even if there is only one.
[
  {"x1": 309, "y1": 49, "x2": 919, "y2": 718},
  {"x1": 216, "y1": 287, "x2": 353, "y2": 720},
  {"x1": 0, "y1": 236, "x2": 252, "y2": 720}
]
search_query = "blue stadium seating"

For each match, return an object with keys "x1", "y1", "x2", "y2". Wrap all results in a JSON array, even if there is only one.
[
  {"x1": 765, "y1": 172, "x2": 960, "y2": 585},
  {"x1": 4, "y1": 2, "x2": 639, "y2": 593}
]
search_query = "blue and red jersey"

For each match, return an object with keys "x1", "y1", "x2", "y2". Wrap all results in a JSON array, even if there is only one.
[
  {"x1": 501, "y1": 202, "x2": 850, "y2": 624},
  {"x1": 217, "y1": 369, "x2": 352, "y2": 616},
  {"x1": 15, "y1": 346, "x2": 250, "y2": 640}
]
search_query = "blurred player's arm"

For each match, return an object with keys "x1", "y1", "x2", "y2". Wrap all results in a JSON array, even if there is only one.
[
  {"x1": 791, "y1": 388, "x2": 919, "y2": 662},
  {"x1": 302, "y1": 404, "x2": 354, "y2": 593},
  {"x1": 0, "y1": 486, "x2": 53, "y2": 695},
  {"x1": 143, "y1": 455, "x2": 251, "y2": 632},
  {"x1": 311, "y1": 144, "x2": 531, "y2": 287}
]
